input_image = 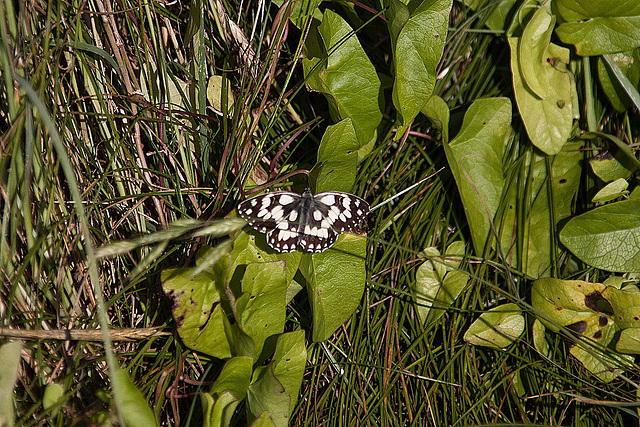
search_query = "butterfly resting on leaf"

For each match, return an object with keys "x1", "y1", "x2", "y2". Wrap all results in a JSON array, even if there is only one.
[{"x1": 237, "y1": 188, "x2": 369, "y2": 253}]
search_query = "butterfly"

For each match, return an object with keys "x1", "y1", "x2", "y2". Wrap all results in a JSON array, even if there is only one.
[{"x1": 237, "y1": 188, "x2": 369, "y2": 253}]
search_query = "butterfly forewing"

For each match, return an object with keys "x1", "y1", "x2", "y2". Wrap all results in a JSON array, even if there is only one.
[{"x1": 237, "y1": 189, "x2": 369, "y2": 253}]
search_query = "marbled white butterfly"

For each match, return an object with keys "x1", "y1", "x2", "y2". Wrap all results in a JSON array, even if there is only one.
[{"x1": 237, "y1": 188, "x2": 369, "y2": 253}]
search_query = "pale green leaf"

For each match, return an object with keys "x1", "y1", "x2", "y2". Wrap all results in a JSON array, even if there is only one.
[
  {"x1": 235, "y1": 262, "x2": 288, "y2": 361},
  {"x1": 444, "y1": 97, "x2": 512, "y2": 255},
  {"x1": 519, "y1": 5, "x2": 555, "y2": 98},
  {"x1": 112, "y1": 368, "x2": 158, "y2": 427},
  {"x1": 591, "y1": 178, "x2": 629, "y2": 203},
  {"x1": 392, "y1": 0, "x2": 453, "y2": 132},
  {"x1": 246, "y1": 331, "x2": 306, "y2": 427},
  {"x1": 0, "y1": 342, "x2": 21, "y2": 427},
  {"x1": 313, "y1": 118, "x2": 359, "y2": 193},
  {"x1": 464, "y1": 303, "x2": 525, "y2": 349},
  {"x1": 555, "y1": 0, "x2": 640, "y2": 56},
  {"x1": 303, "y1": 9, "x2": 382, "y2": 144},
  {"x1": 421, "y1": 95, "x2": 450, "y2": 142},
  {"x1": 300, "y1": 233, "x2": 367, "y2": 342},
  {"x1": 161, "y1": 253, "x2": 232, "y2": 359},
  {"x1": 509, "y1": 38, "x2": 574, "y2": 155},
  {"x1": 559, "y1": 198, "x2": 640, "y2": 272}
]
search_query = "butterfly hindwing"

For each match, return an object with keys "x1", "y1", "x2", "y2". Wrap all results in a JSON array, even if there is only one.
[
  {"x1": 237, "y1": 189, "x2": 369, "y2": 253},
  {"x1": 309, "y1": 192, "x2": 369, "y2": 233}
]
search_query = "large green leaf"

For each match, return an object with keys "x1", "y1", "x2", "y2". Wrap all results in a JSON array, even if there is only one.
[
  {"x1": 532, "y1": 278, "x2": 635, "y2": 382},
  {"x1": 412, "y1": 242, "x2": 468, "y2": 326},
  {"x1": 462, "y1": 0, "x2": 519, "y2": 32},
  {"x1": 231, "y1": 231, "x2": 302, "y2": 300},
  {"x1": 589, "y1": 147, "x2": 638, "y2": 182},
  {"x1": 499, "y1": 141, "x2": 582, "y2": 278},
  {"x1": 559, "y1": 198, "x2": 640, "y2": 272},
  {"x1": 421, "y1": 95, "x2": 450, "y2": 142},
  {"x1": 463, "y1": 303, "x2": 525, "y2": 349},
  {"x1": 555, "y1": 0, "x2": 640, "y2": 56},
  {"x1": 444, "y1": 97, "x2": 512, "y2": 256},
  {"x1": 112, "y1": 368, "x2": 158, "y2": 427},
  {"x1": 300, "y1": 233, "x2": 367, "y2": 342},
  {"x1": 313, "y1": 118, "x2": 360, "y2": 193},
  {"x1": 519, "y1": 5, "x2": 555, "y2": 98},
  {"x1": 390, "y1": 0, "x2": 453, "y2": 133},
  {"x1": 247, "y1": 331, "x2": 307, "y2": 427},
  {"x1": 509, "y1": 37, "x2": 574, "y2": 155},
  {"x1": 202, "y1": 356, "x2": 252, "y2": 427},
  {"x1": 235, "y1": 261, "x2": 288, "y2": 361},
  {"x1": 161, "y1": 252, "x2": 232, "y2": 359},
  {"x1": 597, "y1": 51, "x2": 640, "y2": 112},
  {"x1": 0, "y1": 342, "x2": 21, "y2": 427},
  {"x1": 303, "y1": 9, "x2": 382, "y2": 145}
]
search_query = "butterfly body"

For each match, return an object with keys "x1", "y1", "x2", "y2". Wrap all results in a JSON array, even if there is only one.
[{"x1": 237, "y1": 188, "x2": 369, "y2": 253}]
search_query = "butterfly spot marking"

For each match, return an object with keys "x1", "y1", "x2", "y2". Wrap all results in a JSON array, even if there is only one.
[
  {"x1": 270, "y1": 205, "x2": 284, "y2": 220},
  {"x1": 258, "y1": 208, "x2": 271, "y2": 219},
  {"x1": 278, "y1": 194, "x2": 295, "y2": 205},
  {"x1": 319, "y1": 194, "x2": 335, "y2": 205}
]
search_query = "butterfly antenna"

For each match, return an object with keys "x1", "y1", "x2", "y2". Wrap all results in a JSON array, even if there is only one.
[{"x1": 369, "y1": 167, "x2": 444, "y2": 212}]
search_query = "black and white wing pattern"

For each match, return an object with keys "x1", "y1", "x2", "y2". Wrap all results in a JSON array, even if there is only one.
[{"x1": 237, "y1": 188, "x2": 369, "y2": 253}]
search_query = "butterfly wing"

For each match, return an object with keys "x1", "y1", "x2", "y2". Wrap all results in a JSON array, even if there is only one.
[
  {"x1": 238, "y1": 190, "x2": 369, "y2": 253},
  {"x1": 311, "y1": 191, "x2": 369, "y2": 232},
  {"x1": 237, "y1": 192, "x2": 302, "y2": 252},
  {"x1": 297, "y1": 191, "x2": 369, "y2": 252}
]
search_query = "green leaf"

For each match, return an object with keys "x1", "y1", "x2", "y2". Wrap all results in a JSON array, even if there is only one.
[
  {"x1": 463, "y1": 303, "x2": 525, "y2": 349},
  {"x1": 210, "y1": 356, "x2": 253, "y2": 398},
  {"x1": 246, "y1": 331, "x2": 307, "y2": 427},
  {"x1": 207, "y1": 75, "x2": 235, "y2": 116},
  {"x1": 602, "y1": 285, "x2": 640, "y2": 330},
  {"x1": 555, "y1": 0, "x2": 640, "y2": 56},
  {"x1": 391, "y1": 0, "x2": 453, "y2": 132},
  {"x1": 112, "y1": 368, "x2": 158, "y2": 427},
  {"x1": 591, "y1": 178, "x2": 629, "y2": 203},
  {"x1": 303, "y1": 9, "x2": 382, "y2": 144},
  {"x1": 532, "y1": 319, "x2": 549, "y2": 357},
  {"x1": 421, "y1": 95, "x2": 450, "y2": 142},
  {"x1": 499, "y1": 141, "x2": 582, "y2": 278},
  {"x1": 251, "y1": 412, "x2": 278, "y2": 427},
  {"x1": 0, "y1": 342, "x2": 21, "y2": 427},
  {"x1": 597, "y1": 51, "x2": 640, "y2": 112},
  {"x1": 273, "y1": 0, "x2": 322, "y2": 30},
  {"x1": 161, "y1": 253, "x2": 232, "y2": 359},
  {"x1": 519, "y1": 5, "x2": 556, "y2": 98},
  {"x1": 270, "y1": 331, "x2": 307, "y2": 413},
  {"x1": 203, "y1": 356, "x2": 253, "y2": 427},
  {"x1": 617, "y1": 328, "x2": 640, "y2": 354},
  {"x1": 462, "y1": 0, "x2": 519, "y2": 33},
  {"x1": 413, "y1": 247, "x2": 445, "y2": 323},
  {"x1": 582, "y1": 131, "x2": 640, "y2": 171},
  {"x1": 589, "y1": 148, "x2": 638, "y2": 182},
  {"x1": 313, "y1": 118, "x2": 360, "y2": 193},
  {"x1": 231, "y1": 230, "x2": 302, "y2": 289},
  {"x1": 235, "y1": 261, "x2": 288, "y2": 361},
  {"x1": 444, "y1": 97, "x2": 512, "y2": 256},
  {"x1": 532, "y1": 278, "x2": 608, "y2": 331},
  {"x1": 601, "y1": 54, "x2": 640, "y2": 112},
  {"x1": 531, "y1": 278, "x2": 640, "y2": 381},
  {"x1": 509, "y1": 37, "x2": 574, "y2": 155},
  {"x1": 300, "y1": 233, "x2": 367, "y2": 342},
  {"x1": 559, "y1": 198, "x2": 640, "y2": 272},
  {"x1": 43, "y1": 383, "x2": 64, "y2": 411},
  {"x1": 412, "y1": 243, "x2": 468, "y2": 325}
]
